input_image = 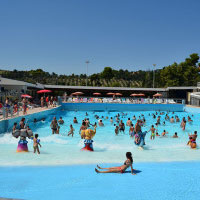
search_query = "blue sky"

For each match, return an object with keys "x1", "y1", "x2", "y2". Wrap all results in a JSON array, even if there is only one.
[{"x1": 0, "y1": 0, "x2": 199, "y2": 75}]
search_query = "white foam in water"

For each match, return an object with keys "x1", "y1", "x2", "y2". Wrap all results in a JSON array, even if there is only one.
[{"x1": 0, "y1": 110, "x2": 200, "y2": 166}]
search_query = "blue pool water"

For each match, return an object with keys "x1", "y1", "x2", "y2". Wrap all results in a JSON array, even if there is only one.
[
  {"x1": 0, "y1": 108, "x2": 200, "y2": 200},
  {"x1": 0, "y1": 162, "x2": 200, "y2": 200},
  {"x1": 0, "y1": 110, "x2": 199, "y2": 166}
]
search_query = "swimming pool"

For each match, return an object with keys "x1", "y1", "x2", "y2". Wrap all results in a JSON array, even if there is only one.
[{"x1": 0, "y1": 109, "x2": 199, "y2": 166}]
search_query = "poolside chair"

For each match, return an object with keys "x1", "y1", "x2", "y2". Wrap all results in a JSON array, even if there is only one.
[{"x1": 168, "y1": 99, "x2": 176, "y2": 104}]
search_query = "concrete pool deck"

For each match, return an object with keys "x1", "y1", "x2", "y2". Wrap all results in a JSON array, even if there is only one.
[
  {"x1": 0, "y1": 106, "x2": 60, "y2": 121},
  {"x1": 0, "y1": 106, "x2": 61, "y2": 134}
]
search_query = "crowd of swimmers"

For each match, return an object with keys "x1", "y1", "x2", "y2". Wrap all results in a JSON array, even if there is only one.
[
  {"x1": 48, "y1": 110, "x2": 197, "y2": 149},
  {"x1": 11, "y1": 110, "x2": 198, "y2": 158}
]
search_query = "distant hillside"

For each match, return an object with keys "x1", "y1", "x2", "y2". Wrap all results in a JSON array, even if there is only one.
[{"x1": 0, "y1": 53, "x2": 199, "y2": 88}]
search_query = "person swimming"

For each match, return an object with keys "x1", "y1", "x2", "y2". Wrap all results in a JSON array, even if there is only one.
[
  {"x1": 172, "y1": 132, "x2": 178, "y2": 138},
  {"x1": 162, "y1": 130, "x2": 168, "y2": 136},
  {"x1": 58, "y1": 117, "x2": 64, "y2": 124},
  {"x1": 98, "y1": 119, "x2": 104, "y2": 127},
  {"x1": 95, "y1": 152, "x2": 135, "y2": 175},
  {"x1": 73, "y1": 117, "x2": 78, "y2": 123}
]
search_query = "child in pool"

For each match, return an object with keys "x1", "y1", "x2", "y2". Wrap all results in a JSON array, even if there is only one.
[
  {"x1": 172, "y1": 132, "x2": 178, "y2": 138},
  {"x1": 156, "y1": 131, "x2": 160, "y2": 136},
  {"x1": 56, "y1": 126, "x2": 60, "y2": 134},
  {"x1": 134, "y1": 133, "x2": 139, "y2": 144},
  {"x1": 33, "y1": 134, "x2": 41, "y2": 154},
  {"x1": 68, "y1": 124, "x2": 75, "y2": 137},
  {"x1": 129, "y1": 124, "x2": 134, "y2": 138},
  {"x1": 115, "y1": 126, "x2": 119, "y2": 135},
  {"x1": 162, "y1": 130, "x2": 168, "y2": 136},
  {"x1": 149, "y1": 125, "x2": 157, "y2": 140}
]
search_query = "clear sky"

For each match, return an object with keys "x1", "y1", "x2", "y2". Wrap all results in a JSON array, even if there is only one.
[{"x1": 0, "y1": 0, "x2": 199, "y2": 75}]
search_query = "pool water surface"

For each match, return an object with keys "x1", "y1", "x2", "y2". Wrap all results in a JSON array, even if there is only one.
[{"x1": 0, "y1": 110, "x2": 199, "y2": 166}]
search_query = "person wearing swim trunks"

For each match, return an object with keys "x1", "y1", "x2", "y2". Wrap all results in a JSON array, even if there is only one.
[
  {"x1": 50, "y1": 117, "x2": 58, "y2": 134},
  {"x1": 129, "y1": 124, "x2": 135, "y2": 138},
  {"x1": 95, "y1": 152, "x2": 135, "y2": 175},
  {"x1": 148, "y1": 125, "x2": 156, "y2": 140},
  {"x1": 119, "y1": 120, "x2": 125, "y2": 133},
  {"x1": 135, "y1": 120, "x2": 141, "y2": 134},
  {"x1": 157, "y1": 116, "x2": 161, "y2": 125}
]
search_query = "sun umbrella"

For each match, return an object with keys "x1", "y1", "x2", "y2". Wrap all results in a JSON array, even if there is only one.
[
  {"x1": 107, "y1": 92, "x2": 115, "y2": 95},
  {"x1": 153, "y1": 93, "x2": 162, "y2": 97},
  {"x1": 115, "y1": 93, "x2": 122, "y2": 96},
  {"x1": 138, "y1": 93, "x2": 145, "y2": 97},
  {"x1": 37, "y1": 90, "x2": 52, "y2": 94},
  {"x1": 93, "y1": 92, "x2": 101, "y2": 96},
  {"x1": 130, "y1": 93, "x2": 139, "y2": 97},
  {"x1": 73, "y1": 92, "x2": 84, "y2": 96},
  {"x1": 21, "y1": 94, "x2": 32, "y2": 98}
]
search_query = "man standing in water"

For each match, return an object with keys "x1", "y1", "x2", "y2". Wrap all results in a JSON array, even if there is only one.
[
  {"x1": 50, "y1": 117, "x2": 58, "y2": 134},
  {"x1": 135, "y1": 120, "x2": 141, "y2": 134}
]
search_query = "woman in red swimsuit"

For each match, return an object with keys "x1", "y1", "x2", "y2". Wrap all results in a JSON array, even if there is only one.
[{"x1": 95, "y1": 152, "x2": 135, "y2": 175}]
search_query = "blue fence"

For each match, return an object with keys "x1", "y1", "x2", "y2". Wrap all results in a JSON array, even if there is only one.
[{"x1": 62, "y1": 103, "x2": 184, "y2": 112}]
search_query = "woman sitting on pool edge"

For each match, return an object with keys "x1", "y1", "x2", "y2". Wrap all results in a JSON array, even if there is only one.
[{"x1": 95, "y1": 152, "x2": 135, "y2": 175}]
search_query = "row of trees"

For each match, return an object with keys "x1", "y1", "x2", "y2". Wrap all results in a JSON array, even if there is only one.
[{"x1": 0, "y1": 53, "x2": 199, "y2": 88}]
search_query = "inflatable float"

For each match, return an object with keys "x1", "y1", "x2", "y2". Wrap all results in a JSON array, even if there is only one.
[
  {"x1": 81, "y1": 128, "x2": 96, "y2": 151},
  {"x1": 134, "y1": 131, "x2": 147, "y2": 148},
  {"x1": 17, "y1": 140, "x2": 28, "y2": 152},
  {"x1": 82, "y1": 139, "x2": 94, "y2": 151},
  {"x1": 12, "y1": 128, "x2": 33, "y2": 153}
]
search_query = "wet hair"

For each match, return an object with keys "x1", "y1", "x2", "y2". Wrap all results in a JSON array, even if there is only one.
[
  {"x1": 126, "y1": 152, "x2": 133, "y2": 163},
  {"x1": 194, "y1": 131, "x2": 197, "y2": 134},
  {"x1": 35, "y1": 134, "x2": 39, "y2": 138},
  {"x1": 128, "y1": 118, "x2": 130, "y2": 120},
  {"x1": 82, "y1": 121, "x2": 86, "y2": 126},
  {"x1": 175, "y1": 132, "x2": 177, "y2": 135}
]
